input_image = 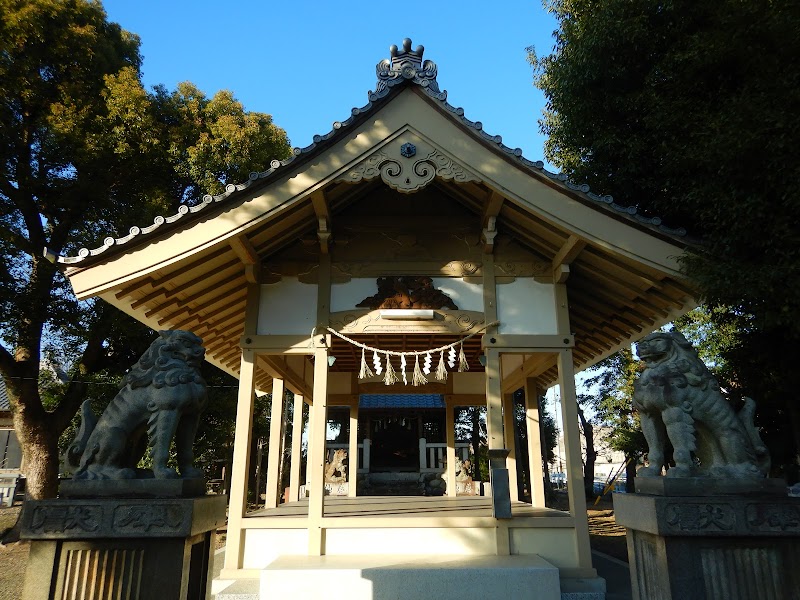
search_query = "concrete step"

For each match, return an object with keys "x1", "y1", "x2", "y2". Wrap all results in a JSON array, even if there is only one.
[
  {"x1": 368, "y1": 471, "x2": 420, "y2": 483},
  {"x1": 261, "y1": 554, "x2": 561, "y2": 600},
  {"x1": 213, "y1": 578, "x2": 259, "y2": 600}
]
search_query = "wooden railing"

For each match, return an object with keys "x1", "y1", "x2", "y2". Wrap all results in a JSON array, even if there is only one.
[
  {"x1": 419, "y1": 438, "x2": 471, "y2": 473},
  {"x1": 324, "y1": 438, "x2": 470, "y2": 476}
]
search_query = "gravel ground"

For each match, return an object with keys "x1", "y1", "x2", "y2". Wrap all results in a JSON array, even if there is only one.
[{"x1": 0, "y1": 506, "x2": 28, "y2": 600}]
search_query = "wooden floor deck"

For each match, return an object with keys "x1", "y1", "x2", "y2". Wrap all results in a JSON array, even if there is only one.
[{"x1": 247, "y1": 495, "x2": 570, "y2": 520}]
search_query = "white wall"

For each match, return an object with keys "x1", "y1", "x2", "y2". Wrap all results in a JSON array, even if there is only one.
[
  {"x1": 432, "y1": 278, "x2": 483, "y2": 312},
  {"x1": 496, "y1": 279, "x2": 557, "y2": 334},
  {"x1": 258, "y1": 278, "x2": 318, "y2": 335},
  {"x1": 330, "y1": 278, "x2": 376, "y2": 313}
]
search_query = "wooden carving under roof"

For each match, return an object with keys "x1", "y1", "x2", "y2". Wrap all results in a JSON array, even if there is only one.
[{"x1": 356, "y1": 277, "x2": 457, "y2": 310}]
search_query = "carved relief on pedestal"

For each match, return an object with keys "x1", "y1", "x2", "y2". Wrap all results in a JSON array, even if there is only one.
[
  {"x1": 113, "y1": 504, "x2": 185, "y2": 533},
  {"x1": 30, "y1": 505, "x2": 102, "y2": 534},
  {"x1": 664, "y1": 503, "x2": 736, "y2": 532},
  {"x1": 745, "y1": 503, "x2": 800, "y2": 533}
]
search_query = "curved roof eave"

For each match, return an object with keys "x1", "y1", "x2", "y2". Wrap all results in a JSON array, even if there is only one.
[{"x1": 54, "y1": 39, "x2": 695, "y2": 271}]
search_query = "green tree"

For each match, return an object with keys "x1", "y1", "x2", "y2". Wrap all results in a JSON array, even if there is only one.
[
  {"x1": 531, "y1": 0, "x2": 800, "y2": 478},
  {"x1": 583, "y1": 349, "x2": 644, "y2": 492},
  {"x1": 0, "y1": 0, "x2": 290, "y2": 504}
]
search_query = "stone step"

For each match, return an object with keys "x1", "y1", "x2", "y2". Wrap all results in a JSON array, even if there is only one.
[
  {"x1": 360, "y1": 480, "x2": 424, "y2": 496},
  {"x1": 212, "y1": 578, "x2": 259, "y2": 600},
  {"x1": 368, "y1": 471, "x2": 420, "y2": 483},
  {"x1": 261, "y1": 554, "x2": 561, "y2": 600}
]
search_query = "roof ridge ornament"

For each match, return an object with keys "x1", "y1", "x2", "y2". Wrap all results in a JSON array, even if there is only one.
[{"x1": 372, "y1": 38, "x2": 446, "y2": 101}]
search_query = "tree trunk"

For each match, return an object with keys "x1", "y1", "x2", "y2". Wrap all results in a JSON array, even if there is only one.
[
  {"x1": 577, "y1": 406, "x2": 596, "y2": 499},
  {"x1": 538, "y1": 402, "x2": 554, "y2": 504},
  {"x1": 786, "y1": 401, "x2": 800, "y2": 484},
  {"x1": 625, "y1": 454, "x2": 637, "y2": 493},
  {"x1": 1, "y1": 408, "x2": 61, "y2": 544},
  {"x1": 18, "y1": 427, "x2": 61, "y2": 500},
  {"x1": 470, "y1": 407, "x2": 481, "y2": 460}
]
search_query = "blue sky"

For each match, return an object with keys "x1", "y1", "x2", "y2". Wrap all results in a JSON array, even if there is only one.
[{"x1": 102, "y1": 1, "x2": 559, "y2": 169}]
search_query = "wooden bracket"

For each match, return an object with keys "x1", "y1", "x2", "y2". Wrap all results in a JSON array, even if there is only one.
[
  {"x1": 230, "y1": 235, "x2": 261, "y2": 283},
  {"x1": 482, "y1": 216, "x2": 498, "y2": 254},
  {"x1": 551, "y1": 235, "x2": 585, "y2": 282}
]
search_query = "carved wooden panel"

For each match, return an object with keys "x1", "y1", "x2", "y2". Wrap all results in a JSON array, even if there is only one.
[{"x1": 329, "y1": 309, "x2": 485, "y2": 334}]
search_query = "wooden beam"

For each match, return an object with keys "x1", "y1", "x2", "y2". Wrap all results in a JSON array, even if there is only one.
[
  {"x1": 229, "y1": 234, "x2": 260, "y2": 266},
  {"x1": 500, "y1": 353, "x2": 557, "y2": 393},
  {"x1": 311, "y1": 190, "x2": 332, "y2": 255},
  {"x1": 229, "y1": 234, "x2": 262, "y2": 284},
  {"x1": 310, "y1": 190, "x2": 330, "y2": 222},
  {"x1": 481, "y1": 190, "x2": 505, "y2": 230},
  {"x1": 159, "y1": 283, "x2": 246, "y2": 327},
  {"x1": 257, "y1": 355, "x2": 313, "y2": 398},
  {"x1": 149, "y1": 271, "x2": 243, "y2": 320},
  {"x1": 552, "y1": 235, "x2": 586, "y2": 271},
  {"x1": 481, "y1": 191, "x2": 504, "y2": 254}
]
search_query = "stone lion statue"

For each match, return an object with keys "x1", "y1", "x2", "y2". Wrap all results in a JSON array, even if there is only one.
[
  {"x1": 324, "y1": 449, "x2": 347, "y2": 483},
  {"x1": 454, "y1": 457, "x2": 473, "y2": 483},
  {"x1": 633, "y1": 331, "x2": 770, "y2": 478},
  {"x1": 67, "y1": 330, "x2": 208, "y2": 480}
]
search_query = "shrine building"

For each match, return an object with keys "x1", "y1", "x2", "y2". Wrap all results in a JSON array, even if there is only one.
[{"x1": 58, "y1": 40, "x2": 695, "y2": 599}]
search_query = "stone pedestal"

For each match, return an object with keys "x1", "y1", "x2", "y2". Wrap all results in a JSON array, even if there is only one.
[
  {"x1": 20, "y1": 494, "x2": 227, "y2": 600},
  {"x1": 614, "y1": 479, "x2": 800, "y2": 600}
]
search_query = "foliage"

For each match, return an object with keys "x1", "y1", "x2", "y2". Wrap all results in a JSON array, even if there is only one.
[
  {"x1": 581, "y1": 348, "x2": 644, "y2": 491},
  {"x1": 531, "y1": 0, "x2": 800, "y2": 477},
  {"x1": 0, "y1": 0, "x2": 290, "y2": 502}
]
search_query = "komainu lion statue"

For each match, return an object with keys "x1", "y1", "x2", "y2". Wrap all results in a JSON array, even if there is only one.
[
  {"x1": 324, "y1": 449, "x2": 347, "y2": 483},
  {"x1": 634, "y1": 331, "x2": 770, "y2": 478},
  {"x1": 67, "y1": 330, "x2": 208, "y2": 480}
]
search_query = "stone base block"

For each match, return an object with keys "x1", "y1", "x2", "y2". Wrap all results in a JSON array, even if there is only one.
[
  {"x1": 634, "y1": 477, "x2": 787, "y2": 497},
  {"x1": 614, "y1": 491, "x2": 800, "y2": 600},
  {"x1": 20, "y1": 494, "x2": 227, "y2": 600},
  {"x1": 261, "y1": 554, "x2": 561, "y2": 600},
  {"x1": 59, "y1": 477, "x2": 206, "y2": 498}
]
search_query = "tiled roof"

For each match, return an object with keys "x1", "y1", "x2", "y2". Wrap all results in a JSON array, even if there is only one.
[
  {"x1": 50, "y1": 39, "x2": 687, "y2": 266},
  {"x1": 359, "y1": 394, "x2": 445, "y2": 409},
  {"x1": 0, "y1": 377, "x2": 9, "y2": 412}
]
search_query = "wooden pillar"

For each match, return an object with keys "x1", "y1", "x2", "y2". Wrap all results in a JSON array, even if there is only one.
[
  {"x1": 524, "y1": 377, "x2": 546, "y2": 507},
  {"x1": 222, "y1": 282, "x2": 260, "y2": 574},
  {"x1": 223, "y1": 349, "x2": 257, "y2": 572},
  {"x1": 485, "y1": 348, "x2": 504, "y2": 450},
  {"x1": 554, "y1": 282, "x2": 592, "y2": 569},
  {"x1": 348, "y1": 403, "x2": 358, "y2": 497},
  {"x1": 289, "y1": 393, "x2": 305, "y2": 502},
  {"x1": 445, "y1": 404, "x2": 457, "y2": 497},
  {"x1": 502, "y1": 392, "x2": 519, "y2": 502},
  {"x1": 558, "y1": 349, "x2": 593, "y2": 569},
  {"x1": 307, "y1": 347, "x2": 329, "y2": 555},
  {"x1": 264, "y1": 377, "x2": 286, "y2": 508}
]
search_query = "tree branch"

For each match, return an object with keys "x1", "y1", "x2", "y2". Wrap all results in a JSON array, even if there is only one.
[
  {"x1": 0, "y1": 344, "x2": 19, "y2": 380},
  {"x1": 51, "y1": 304, "x2": 116, "y2": 432}
]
